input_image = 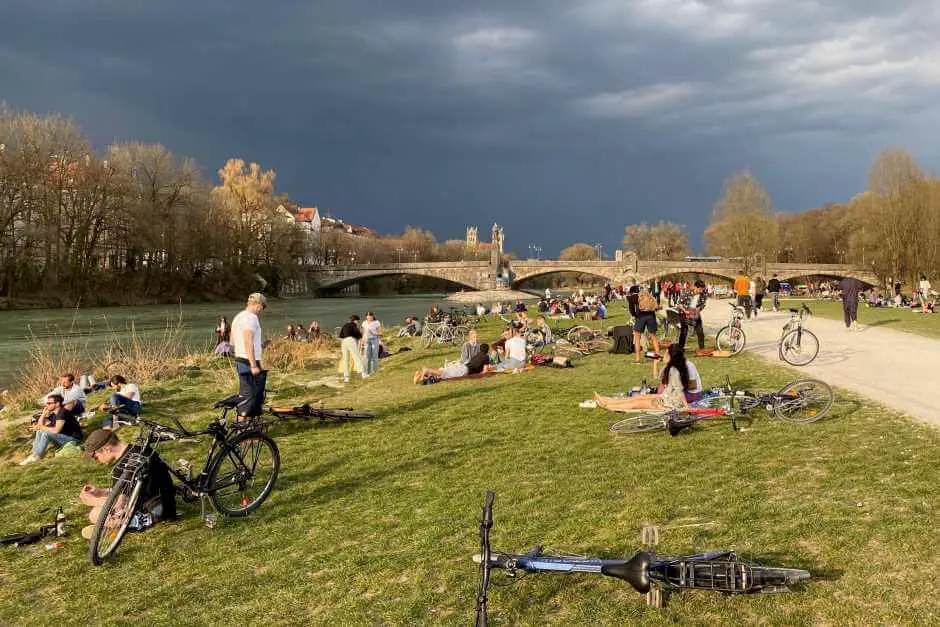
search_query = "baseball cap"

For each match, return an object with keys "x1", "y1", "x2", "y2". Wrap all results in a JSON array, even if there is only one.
[
  {"x1": 83, "y1": 429, "x2": 116, "y2": 459},
  {"x1": 247, "y1": 293, "x2": 268, "y2": 308}
]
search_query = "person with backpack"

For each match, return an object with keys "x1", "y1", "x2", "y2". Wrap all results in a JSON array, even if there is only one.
[
  {"x1": 628, "y1": 285, "x2": 661, "y2": 364},
  {"x1": 767, "y1": 274, "x2": 781, "y2": 312}
]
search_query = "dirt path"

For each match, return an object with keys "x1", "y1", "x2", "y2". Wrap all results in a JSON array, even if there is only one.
[{"x1": 701, "y1": 303, "x2": 940, "y2": 428}]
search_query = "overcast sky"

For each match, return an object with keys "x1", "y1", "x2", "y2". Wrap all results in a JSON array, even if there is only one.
[{"x1": 4, "y1": 0, "x2": 940, "y2": 256}]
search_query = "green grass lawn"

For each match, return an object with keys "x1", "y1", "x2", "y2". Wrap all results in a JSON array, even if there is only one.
[
  {"x1": 1, "y1": 309, "x2": 939, "y2": 624},
  {"x1": 780, "y1": 298, "x2": 940, "y2": 339}
]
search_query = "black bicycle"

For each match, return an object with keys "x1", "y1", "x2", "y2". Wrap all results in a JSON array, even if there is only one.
[
  {"x1": 266, "y1": 402, "x2": 375, "y2": 423},
  {"x1": 89, "y1": 401, "x2": 280, "y2": 565},
  {"x1": 474, "y1": 491, "x2": 810, "y2": 624}
]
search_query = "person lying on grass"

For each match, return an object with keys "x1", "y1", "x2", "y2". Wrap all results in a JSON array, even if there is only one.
[
  {"x1": 414, "y1": 344, "x2": 490, "y2": 384},
  {"x1": 79, "y1": 429, "x2": 177, "y2": 540},
  {"x1": 594, "y1": 344, "x2": 700, "y2": 412}
]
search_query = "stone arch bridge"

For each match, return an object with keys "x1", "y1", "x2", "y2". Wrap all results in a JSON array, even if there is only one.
[{"x1": 303, "y1": 258, "x2": 879, "y2": 294}]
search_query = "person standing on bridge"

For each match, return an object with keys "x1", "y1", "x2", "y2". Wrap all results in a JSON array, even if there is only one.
[
  {"x1": 733, "y1": 270, "x2": 752, "y2": 318},
  {"x1": 839, "y1": 277, "x2": 863, "y2": 330}
]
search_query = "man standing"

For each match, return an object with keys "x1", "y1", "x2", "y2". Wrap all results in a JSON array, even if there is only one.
[
  {"x1": 767, "y1": 274, "x2": 781, "y2": 312},
  {"x1": 678, "y1": 280, "x2": 707, "y2": 351},
  {"x1": 733, "y1": 270, "x2": 751, "y2": 318},
  {"x1": 231, "y1": 293, "x2": 267, "y2": 418},
  {"x1": 753, "y1": 275, "x2": 766, "y2": 318},
  {"x1": 838, "y1": 277, "x2": 863, "y2": 330}
]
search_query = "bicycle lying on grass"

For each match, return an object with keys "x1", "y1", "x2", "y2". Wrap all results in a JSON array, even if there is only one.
[
  {"x1": 609, "y1": 377, "x2": 834, "y2": 434},
  {"x1": 266, "y1": 402, "x2": 375, "y2": 423},
  {"x1": 779, "y1": 304, "x2": 819, "y2": 366},
  {"x1": 473, "y1": 491, "x2": 811, "y2": 624},
  {"x1": 90, "y1": 397, "x2": 280, "y2": 565}
]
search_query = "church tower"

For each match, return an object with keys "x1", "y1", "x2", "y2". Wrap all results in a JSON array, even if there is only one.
[{"x1": 466, "y1": 226, "x2": 478, "y2": 248}]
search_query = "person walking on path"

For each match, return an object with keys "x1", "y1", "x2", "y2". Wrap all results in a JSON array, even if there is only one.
[
  {"x1": 918, "y1": 275, "x2": 932, "y2": 313},
  {"x1": 839, "y1": 277, "x2": 863, "y2": 330},
  {"x1": 361, "y1": 311, "x2": 382, "y2": 377},
  {"x1": 338, "y1": 314, "x2": 364, "y2": 383},
  {"x1": 734, "y1": 270, "x2": 751, "y2": 318},
  {"x1": 767, "y1": 274, "x2": 781, "y2": 312},
  {"x1": 231, "y1": 293, "x2": 268, "y2": 419},
  {"x1": 753, "y1": 275, "x2": 766, "y2": 317}
]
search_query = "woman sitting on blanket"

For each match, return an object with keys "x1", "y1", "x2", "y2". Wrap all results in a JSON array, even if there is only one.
[
  {"x1": 594, "y1": 344, "x2": 699, "y2": 412},
  {"x1": 414, "y1": 344, "x2": 490, "y2": 384}
]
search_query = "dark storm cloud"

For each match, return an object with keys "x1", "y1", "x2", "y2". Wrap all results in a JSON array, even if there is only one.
[{"x1": 4, "y1": 0, "x2": 940, "y2": 254}]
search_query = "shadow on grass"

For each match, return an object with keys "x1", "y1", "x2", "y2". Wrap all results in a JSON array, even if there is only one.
[{"x1": 864, "y1": 319, "x2": 901, "y2": 328}]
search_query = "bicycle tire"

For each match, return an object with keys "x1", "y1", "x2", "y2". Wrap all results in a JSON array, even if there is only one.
[
  {"x1": 422, "y1": 331, "x2": 434, "y2": 348},
  {"x1": 208, "y1": 431, "x2": 280, "y2": 517},
  {"x1": 318, "y1": 408, "x2": 375, "y2": 422},
  {"x1": 715, "y1": 325, "x2": 746, "y2": 355},
  {"x1": 779, "y1": 328, "x2": 819, "y2": 366},
  {"x1": 584, "y1": 338, "x2": 613, "y2": 353},
  {"x1": 453, "y1": 326, "x2": 470, "y2": 343},
  {"x1": 773, "y1": 379, "x2": 833, "y2": 423},
  {"x1": 89, "y1": 473, "x2": 144, "y2": 565},
  {"x1": 567, "y1": 326, "x2": 594, "y2": 343},
  {"x1": 610, "y1": 412, "x2": 669, "y2": 434},
  {"x1": 693, "y1": 392, "x2": 760, "y2": 412}
]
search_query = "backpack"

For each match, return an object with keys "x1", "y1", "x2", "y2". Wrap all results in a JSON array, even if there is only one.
[{"x1": 638, "y1": 291, "x2": 657, "y2": 312}]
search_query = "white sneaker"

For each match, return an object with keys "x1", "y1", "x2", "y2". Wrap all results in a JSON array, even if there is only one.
[
  {"x1": 579, "y1": 399, "x2": 598, "y2": 409},
  {"x1": 19, "y1": 454, "x2": 40, "y2": 466},
  {"x1": 343, "y1": 376, "x2": 350, "y2": 384}
]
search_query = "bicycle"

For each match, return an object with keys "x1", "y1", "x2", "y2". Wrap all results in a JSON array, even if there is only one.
[
  {"x1": 421, "y1": 320, "x2": 469, "y2": 348},
  {"x1": 89, "y1": 397, "x2": 280, "y2": 565},
  {"x1": 266, "y1": 402, "x2": 375, "y2": 423},
  {"x1": 609, "y1": 377, "x2": 834, "y2": 434},
  {"x1": 473, "y1": 491, "x2": 810, "y2": 624},
  {"x1": 715, "y1": 303, "x2": 747, "y2": 355},
  {"x1": 778, "y1": 304, "x2": 819, "y2": 366},
  {"x1": 563, "y1": 326, "x2": 612, "y2": 353}
]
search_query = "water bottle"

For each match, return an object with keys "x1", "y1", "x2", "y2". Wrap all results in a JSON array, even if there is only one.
[{"x1": 54, "y1": 507, "x2": 66, "y2": 537}]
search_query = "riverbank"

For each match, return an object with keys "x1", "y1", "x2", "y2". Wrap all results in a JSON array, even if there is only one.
[
  {"x1": 1, "y1": 311, "x2": 938, "y2": 623},
  {"x1": 445, "y1": 289, "x2": 538, "y2": 303}
]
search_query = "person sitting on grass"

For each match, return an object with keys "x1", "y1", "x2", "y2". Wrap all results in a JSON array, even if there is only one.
[
  {"x1": 531, "y1": 317, "x2": 553, "y2": 345},
  {"x1": 488, "y1": 327, "x2": 527, "y2": 372},
  {"x1": 97, "y1": 375, "x2": 142, "y2": 428},
  {"x1": 414, "y1": 343, "x2": 490, "y2": 384},
  {"x1": 79, "y1": 429, "x2": 177, "y2": 540},
  {"x1": 593, "y1": 344, "x2": 693, "y2": 412},
  {"x1": 594, "y1": 301, "x2": 607, "y2": 320},
  {"x1": 459, "y1": 329, "x2": 481, "y2": 365},
  {"x1": 19, "y1": 394, "x2": 84, "y2": 466},
  {"x1": 39, "y1": 373, "x2": 87, "y2": 421}
]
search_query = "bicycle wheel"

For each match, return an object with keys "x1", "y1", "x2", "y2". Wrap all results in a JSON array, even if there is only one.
[
  {"x1": 693, "y1": 392, "x2": 760, "y2": 412},
  {"x1": 773, "y1": 379, "x2": 833, "y2": 423},
  {"x1": 208, "y1": 431, "x2": 280, "y2": 517},
  {"x1": 715, "y1": 325, "x2": 746, "y2": 355},
  {"x1": 89, "y1": 473, "x2": 144, "y2": 565},
  {"x1": 453, "y1": 326, "x2": 470, "y2": 343},
  {"x1": 779, "y1": 328, "x2": 819, "y2": 366},
  {"x1": 567, "y1": 326, "x2": 594, "y2": 343},
  {"x1": 610, "y1": 412, "x2": 669, "y2": 434},
  {"x1": 319, "y1": 408, "x2": 376, "y2": 422},
  {"x1": 422, "y1": 330, "x2": 434, "y2": 348},
  {"x1": 584, "y1": 338, "x2": 613, "y2": 353}
]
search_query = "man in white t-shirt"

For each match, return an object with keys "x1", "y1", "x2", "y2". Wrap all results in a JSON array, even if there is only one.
[
  {"x1": 231, "y1": 293, "x2": 267, "y2": 418},
  {"x1": 918, "y1": 275, "x2": 932, "y2": 313},
  {"x1": 38, "y1": 373, "x2": 87, "y2": 421},
  {"x1": 493, "y1": 327, "x2": 527, "y2": 372}
]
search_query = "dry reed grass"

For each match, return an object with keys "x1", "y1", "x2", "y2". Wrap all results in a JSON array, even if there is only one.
[{"x1": 262, "y1": 337, "x2": 337, "y2": 372}]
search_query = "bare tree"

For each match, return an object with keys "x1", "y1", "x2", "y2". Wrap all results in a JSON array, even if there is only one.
[
  {"x1": 559, "y1": 242, "x2": 600, "y2": 261},
  {"x1": 705, "y1": 170, "x2": 779, "y2": 260},
  {"x1": 623, "y1": 221, "x2": 690, "y2": 260}
]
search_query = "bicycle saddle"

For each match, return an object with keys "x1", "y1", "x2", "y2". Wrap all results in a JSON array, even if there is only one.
[
  {"x1": 601, "y1": 551, "x2": 652, "y2": 593},
  {"x1": 214, "y1": 393, "x2": 246, "y2": 409},
  {"x1": 788, "y1": 308, "x2": 799, "y2": 314}
]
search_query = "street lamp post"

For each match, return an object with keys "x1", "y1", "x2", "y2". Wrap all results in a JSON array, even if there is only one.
[{"x1": 396, "y1": 247, "x2": 403, "y2": 264}]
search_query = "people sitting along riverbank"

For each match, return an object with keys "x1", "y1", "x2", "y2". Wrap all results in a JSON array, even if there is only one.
[
  {"x1": 489, "y1": 326, "x2": 527, "y2": 372},
  {"x1": 38, "y1": 373, "x2": 87, "y2": 422},
  {"x1": 79, "y1": 429, "x2": 177, "y2": 540},
  {"x1": 414, "y1": 343, "x2": 491, "y2": 384},
  {"x1": 20, "y1": 394, "x2": 84, "y2": 465},
  {"x1": 593, "y1": 344, "x2": 699, "y2": 412},
  {"x1": 97, "y1": 375, "x2": 142, "y2": 428}
]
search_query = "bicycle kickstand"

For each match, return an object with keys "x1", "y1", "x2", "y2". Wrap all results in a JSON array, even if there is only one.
[
  {"x1": 641, "y1": 525, "x2": 668, "y2": 609},
  {"x1": 200, "y1": 495, "x2": 217, "y2": 529}
]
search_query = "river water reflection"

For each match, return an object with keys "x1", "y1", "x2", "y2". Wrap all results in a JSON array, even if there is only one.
[{"x1": 0, "y1": 295, "x2": 459, "y2": 389}]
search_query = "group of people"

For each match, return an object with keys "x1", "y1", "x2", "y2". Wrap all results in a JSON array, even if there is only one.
[
  {"x1": 337, "y1": 312, "x2": 384, "y2": 383},
  {"x1": 19, "y1": 372, "x2": 143, "y2": 466}
]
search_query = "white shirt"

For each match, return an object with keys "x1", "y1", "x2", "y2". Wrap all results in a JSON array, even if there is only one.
[
  {"x1": 363, "y1": 319, "x2": 381, "y2": 339},
  {"x1": 505, "y1": 336, "x2": 527, "y2": 362},
  {"x1": 231, "y1": 309, "x2": 263, "y2": 363},
  {"x1": 118, "y1": 383, "x2": 142, "y2": 404},
  {"x1": 686, "y1": 361, "x2": 703, "y2": 393},
  {"x1": 920, "y1": 279, "x2": 931, "y2": 295},
  {"x1": 43, "y1": 383, "x2": 86, "y2": 406}
]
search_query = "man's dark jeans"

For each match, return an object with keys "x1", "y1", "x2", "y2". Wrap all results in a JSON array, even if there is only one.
[{"x1": 235, "y1": 359, "x2": 267, "y2": 417}]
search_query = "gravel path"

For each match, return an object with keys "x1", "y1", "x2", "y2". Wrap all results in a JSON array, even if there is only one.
[{"x1": 700, "y1": 302, "x2": 940, "y2": 428}]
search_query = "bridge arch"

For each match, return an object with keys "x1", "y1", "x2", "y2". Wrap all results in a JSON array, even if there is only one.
[
  {"x1": 512, "y1": 268, "x2": 618, "y2": 289},
  {"x1": 635, "y1": 267, "x2": 739, "y2": 284},
  {"x1": 314, "y1": 270, "x2": 481, "y2": 293},
  {"x1": 776, "y1": 272, "x2": 878, "y2": 287}
]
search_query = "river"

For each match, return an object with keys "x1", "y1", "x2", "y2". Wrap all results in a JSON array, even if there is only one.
[{"x1": 0, "y1": 294, "x2": 466, "y2": 389}]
